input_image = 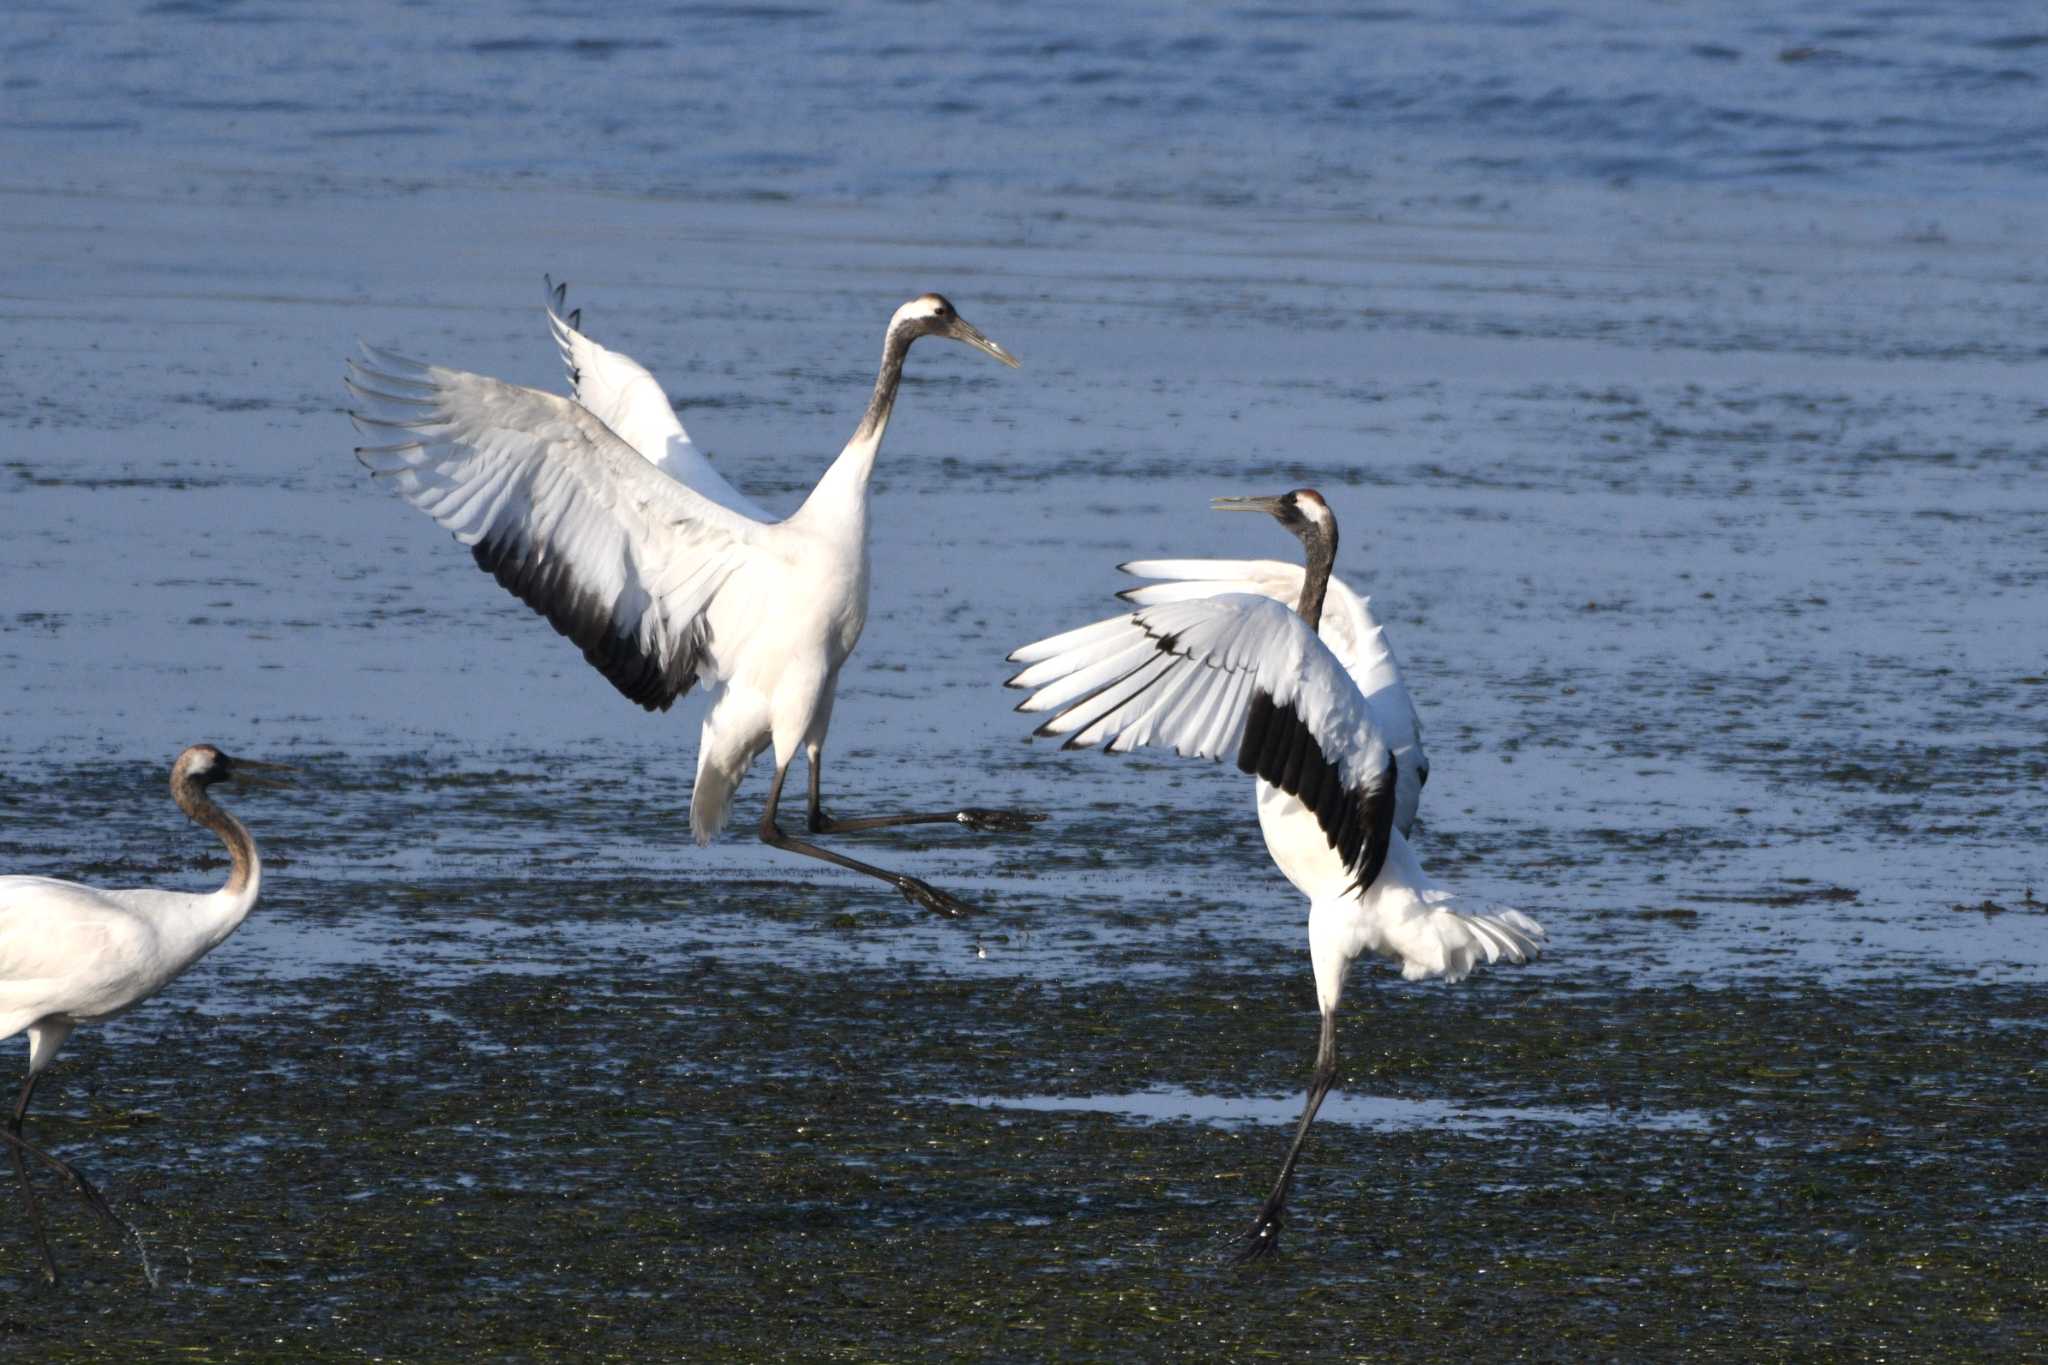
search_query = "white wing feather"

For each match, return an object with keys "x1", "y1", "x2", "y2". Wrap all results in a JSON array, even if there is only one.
[
  {"x1": 543, "y1": 279, "x2": 770, "y2": 519},
  {"x1": 1119, "y1": 557, "x2": 1429, "y2": 833},
  {"x1": 346, "y1": 346, "x2": 764, "y2": 710},
  {"x1": 1009, "y1": 594, "x2": 1392, "y2": 790}
]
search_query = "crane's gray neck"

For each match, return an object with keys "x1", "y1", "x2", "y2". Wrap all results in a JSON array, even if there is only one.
[
  {"x1": 1294, "y1": 524, "x2": 1337, "y2": 631},
  {"x1": 173, "y1": 774, "x2": 260, "y2": 900},
  {"x1": 850, "y1": 319, "x2": 919, "y2": 450},
  {"x1": 799, "y1": 319, "x2": 921, "y2": 528}
]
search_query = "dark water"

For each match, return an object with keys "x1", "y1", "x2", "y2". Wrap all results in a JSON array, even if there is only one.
[{"x1": 2, "y1": 1, "x2": 2047, "y2": 1358}]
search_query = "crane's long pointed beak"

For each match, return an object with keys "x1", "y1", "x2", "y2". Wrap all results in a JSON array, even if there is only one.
[
  {"x1": 224, "y1": 757, "x2": 296, "y2": 789},
  {"x1": 1212, "y1": 495, "x2": 1289, "y2": 515},
  {"x1": 951, "y1": 318, "x2": 1022, "y2": 368}
]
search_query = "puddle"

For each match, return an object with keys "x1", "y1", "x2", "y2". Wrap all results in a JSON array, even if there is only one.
[{"x1": 942, "y1": 1086, "x2": 1714, "y2": 1135}]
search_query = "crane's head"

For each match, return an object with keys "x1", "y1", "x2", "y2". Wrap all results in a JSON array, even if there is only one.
[
  {"x1": 173, "y1": 744, "x2": 295, "y2": 791},
  {"x1": 890, "y1": 294, "x2": 1021, "y2": 368},
  {"x1": 1212, "y1": 488, "x2": 1337, "y2": 550}
]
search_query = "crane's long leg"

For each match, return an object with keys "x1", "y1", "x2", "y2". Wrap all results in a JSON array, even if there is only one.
[
  {"x1": 804, "y1": 747, "x2": 1043, "y2": 837},
  {"x1": 4, "y1": 1071, "x2": 126, "y2": 1284},
  {"x1": 8, "y1": 1072, "x2": 57, "y2": 1284},
  {"x1": 759, "y1": 759, "x2": 973, "y2": 919},
  {"x1": 1230, "y1": 1006, "x2": 1340, "y2": 1264}
]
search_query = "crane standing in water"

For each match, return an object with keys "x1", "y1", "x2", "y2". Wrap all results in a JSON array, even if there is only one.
[
  {"x1": 1008, "y1": 490, "x2": 1544, "y2": 1260},
  {"x1": 347, "y1": 284, "x2": 1039, "y2": 917},
  {"x1": 0, "y1": 744, "x2": 289, "y2": 1284}
]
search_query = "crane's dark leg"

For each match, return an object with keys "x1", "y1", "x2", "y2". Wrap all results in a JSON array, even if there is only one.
[
  {"x1": 4, "y1": 1070, "x2": 126, "y2": 1284},
  {"x1": 8, "y1": 1072, "x2": 57, "y2": 1285},
  {"x1": 803, "y1": 747, "x2": 1043, "y2": 836},
  {"x1": 1230, "y1": 1007, "x2": 1340, "y2": 1264},
  {"x1": 760, "y1": 760, "x2": 973, "y2": 919}
]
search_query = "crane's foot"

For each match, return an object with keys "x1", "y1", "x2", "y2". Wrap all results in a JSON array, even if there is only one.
[
  {"x1": 955, "y1": 808, "x2": 1047, "y2": 834},
  {"x1": 54, "y1": 1161, "x2": 123, "y2": 1235},
  {"x1": 896, "y1": 878, "x2": 971, "y2": 919},
  {"x1": 1226, "y1": 1201, "x2": 1286, "y2": 1265}
]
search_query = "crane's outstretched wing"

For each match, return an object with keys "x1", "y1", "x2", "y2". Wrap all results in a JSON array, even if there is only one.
[
  {"x1": 347, "y1": 346, "x2": 765, "y2": 712},
  {"x1": 1008, "y1": 594, "x2": 1398, "y2": 894},
  {"x1": 1116, "y1": 557, "x2": 1429, "y2": 834},
  {"x1": 543, "y1": 278, "x2": 770, "y2": 519}
]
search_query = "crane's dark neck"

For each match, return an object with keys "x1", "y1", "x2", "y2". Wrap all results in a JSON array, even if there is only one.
[
  {"x1": 800, "y1": 318, "x2": 922, "y2": 527},
  {"x1": 1294, "y1": 523, "x2": 1337, "y2": 631},
  {"x1": 850, "y1": 319, "x2": 919, "y2": 449},
  {"x1": 173, "y1": 775, "x2": 259, "y2": 898}
]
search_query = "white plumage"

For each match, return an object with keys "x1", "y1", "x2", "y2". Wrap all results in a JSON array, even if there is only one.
[
  {"x1": 347, "y1": 282, "x2": 1035, "y2": 916},
  {"x1": 1009, "y1": 593, "x2": 1393, "y2": 802},
  {"x1": 1116, "y1": 556, "x2": 1430, "y2": 835},
  {"x1": 1, "y1": 743, "x2": 287, "y2": 1284},
  {"x1": 1008, "y1": 489, "x2": 1544, "y2": 1260},
  {"x1": 543, "y1": 278, "x2": 767, "y2": 516}
]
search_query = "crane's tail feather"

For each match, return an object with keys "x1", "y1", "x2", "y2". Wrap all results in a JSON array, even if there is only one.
[
  {"x1": 690, "y1": 713, "x2": 766, "y2": 847},
  {"x1": 1381, "y1": 898, "x2": 1546, "y2": 984},
  {"x1": 690, "y1": 756, "x2": 744, "y2": 847}
]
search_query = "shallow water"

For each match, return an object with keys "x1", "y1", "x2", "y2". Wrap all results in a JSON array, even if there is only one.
[
  {"x1": 3, "y1": 1, "x2": 2047, "y2": 1358},
  {"x1": 946, "y1": 1086, "x2": 1717, "y2": 1134}
]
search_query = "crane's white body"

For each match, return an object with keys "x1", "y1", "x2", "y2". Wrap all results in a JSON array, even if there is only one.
[
  {"x1": 688, "y1": 481, "x2": 875, "y2": 841},
  {"x1": 538, "y1": 287, "x2": 870, "y2": 834},
  {"x1": 1256, "y1": 790, "x2": 1529, "y2": 1005},
  {"x1": 349, "y1": 291, "x2": 1005, "y2": 848},
  {"x1": 0, "y1": 877, "x2": 260, "y2": 1074},
  {"x1": 1010, "y1": 587, "x2": 1541, "y2": 1011}
]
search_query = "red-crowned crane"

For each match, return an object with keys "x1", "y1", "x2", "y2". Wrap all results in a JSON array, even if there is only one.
[
  {"x1": 1007, "y1": 490, "x2": 1544, "y2": 1260},
  {"x1": 347, "y1": 284, "x2": 1039, "y2": 918}
]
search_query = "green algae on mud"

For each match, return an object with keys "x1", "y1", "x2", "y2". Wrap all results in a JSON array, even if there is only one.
[{"x1": 2, "y1": 890, "x2": 2043, "y2": 1361}]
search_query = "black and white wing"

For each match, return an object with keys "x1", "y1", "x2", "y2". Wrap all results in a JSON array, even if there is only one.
[
  {"x1": 1118, "y1": 557, "x2": 1429, "y2": 834},
  {"x1": 1008, "y1": 594, "x2": 1399, "y2": 893},
  {"x1": 346, "y1": 346, "x2": 765, "y2": 712},
  {"x1": 543, "y1": 278, "x2": 769, "y2": 520}
]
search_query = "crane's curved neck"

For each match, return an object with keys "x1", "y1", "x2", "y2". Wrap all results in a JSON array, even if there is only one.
[
  {"x1": 851, "y1": 319, "x2": 917, "y2": 452},
  {"x1": 173, "y1": 775, "x2": 261, "y2": 907},
  {"x1": 1294, "y1": 523, "x2": 1337, "y2": 631},
  {"x1": 799, "y1": 320, "x2": 919, "y2": 524}
]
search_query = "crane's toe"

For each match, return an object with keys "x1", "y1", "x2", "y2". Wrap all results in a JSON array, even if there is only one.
[
  {"x1": 896, "y1": 878, "x2": 971, "y2": 919},
  {"x1": 955, "y1": 808, "x2": 1047, "y2": 834},
  {"x1": 1227, "y1": 1206, "x2": 1286, "y2": 1265}
]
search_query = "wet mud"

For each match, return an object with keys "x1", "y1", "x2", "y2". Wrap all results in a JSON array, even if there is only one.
[{"x1": 0, "y1": 764, "x2": 2043, "y2": 1359}]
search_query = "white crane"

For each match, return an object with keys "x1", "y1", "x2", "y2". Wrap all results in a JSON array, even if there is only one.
[
  {"x1": 1, "y1": 743, "x2": 288, "y2": 1284},
  {"x1": 346, "y1": 283, "x2": 1040, "y2": 917},
  {"x1": 1006, "y1": 489, "x2": 1545, "y2": 1261}
]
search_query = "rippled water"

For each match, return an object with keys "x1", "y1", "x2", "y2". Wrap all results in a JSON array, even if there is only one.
[
  {"x1": 1, "y1": 1, "x2": 2045, "y2": 1355},
  {"x1": 10, "y1": 0, "x2": 2048, "y2": 203}
]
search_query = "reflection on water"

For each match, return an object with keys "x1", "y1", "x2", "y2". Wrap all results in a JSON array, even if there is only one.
[{"x1": 943, "y1": 1086, "x2": 1715, "y2": 1135}]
